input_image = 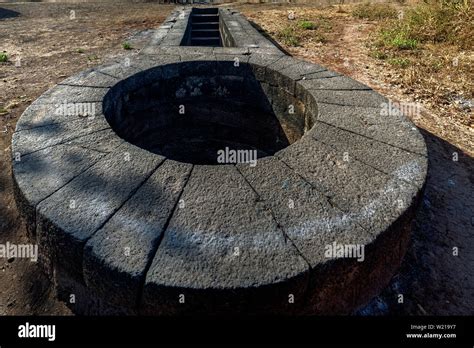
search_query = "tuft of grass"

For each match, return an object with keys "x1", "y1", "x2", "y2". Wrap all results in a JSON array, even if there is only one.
[
  {"x1": 0, "y1": 52, "x2": 8, "y2": 63},
  {"x1": 278, "y1": 27, "x2": 301, "y2": 46},
  {"x1": 77, "y1": 48, "x2": 85, "y2": 54},
  {"x1": 352, "y1": 2, "x2": 398, "y2": 21},
  {"x1": 122, "y1": 42, "x2": 132, "y2": 50},
  {"x1": 375, "y1": 1, "x2": 473, "y2": 50},
  {"x1": 369, "y1": 49, "x2": 388, "y2": 60},
  {"x1": 388, "y1": 57, "x2": 410, "y2": 68},
  {"x1": 298, "y1": 20, "x2": 317, "y2": 30},
  {"x1": 277, "y1": 16, "x2": 332, "y2": 47},
  {"x1": 387, "y1": 32, "x2": 418, "y2": 49}
]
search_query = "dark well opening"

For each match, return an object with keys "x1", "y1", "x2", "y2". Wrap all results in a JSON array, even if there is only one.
[{"x1": 103, "y1": 61, "x2": 312, "y2": 165}]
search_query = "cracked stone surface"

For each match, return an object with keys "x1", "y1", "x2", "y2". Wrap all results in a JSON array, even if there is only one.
[{"x1": 11, "y1": 6, "x2": 427, "y2": 315}]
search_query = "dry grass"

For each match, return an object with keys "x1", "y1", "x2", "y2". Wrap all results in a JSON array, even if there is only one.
[
  {"x1": 271, "y1": 12, "x2": 337, "y2": 47},
  {"x1": 351, "y1": 2, "x2": 399, "y2": 20},
  {"x1": 238, "y1": 1, "x2": 473, "y2": 155},
  {"x1": 369, "y1": 0, "x2": 474, "y2": 132},
  {"x1": 243, "y1": 6, "x2": 345, "y2": 51}
]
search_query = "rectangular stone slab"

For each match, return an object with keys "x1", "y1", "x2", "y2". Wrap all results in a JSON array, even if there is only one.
[
  {"x1": 58, "y1": 68, "x2": 120, "y2": 88},
  {"x1": 277, "y1": 136, "x2": 419, "y2": 237},
  {"x1": 307, "y1": 89, "x2": 388, "y2": 107},
  {"x1": 236, "y1": 157, "x2": 372, "y2": 268},
  {"x1": 83, "y1": 160, "x2": 192, "y2": 308},
  {"x1": 296, "y1": 76, "x2": 371, "y2": 94},
  {"x1": 36, "y1": 143, "x2": 165, "y2": 282},
  {"x1": 12, "y1": 116, "x2": 110, "y2": 156},
  {"x1": 65, "y1": 128, "x2": 124, "y2": 154},
  {"x1": 302, "y1": 71, "x2": 342, "y2": 79},
  {"x1": 12, "y1": 144, "x2": 106, "y2": 238},
  {"x1": 13, "y1": 144, "x2": 105, "y2": 208},
  {"x1": 35, "y1": 85, "x2": 110, "y2": 104},
  {"x1": 278, "y1": 59, "x2": 327, "y2": 80},
  {"x1": 315, "y1": 103, "x2": 427, "y2": 155},
  {"x1": 142, "y1": 165, "x2": 309, "y2": 314},
  {"x1": 15, "y1": 101, "x2": 103, "y2": 132},
  {"x1": 247, "y1": 54, "x2": 285, "y2": 81},
  {"x1": 309, "y1": 121, "x2": 427, "y2": 187}
]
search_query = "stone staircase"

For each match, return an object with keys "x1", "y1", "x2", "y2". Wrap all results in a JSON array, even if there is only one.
[{"x1": 189, "y1": 8, "x2": 220, "y2": 46}]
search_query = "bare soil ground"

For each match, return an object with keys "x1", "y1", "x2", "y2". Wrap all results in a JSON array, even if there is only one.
[{"x1": 0, "y1": 1, "x2": 472, "y2": 315}]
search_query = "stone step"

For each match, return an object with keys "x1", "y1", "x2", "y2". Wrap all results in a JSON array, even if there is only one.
[
  {"x1": 192, "y1": 14, "x2": 219, "y2": 23},
  {"x1": 191, "y1": 22, "x2": 219, "y2": 30},
  {"x1": 190, "y1": 37, "x2": 221, "y2": 46},
  {"x1": 191, "y1": 29, "x2": 220, "y2": 38},
  {"x1": 192, "y1": 7, "x2": 218, "y2": 15}
]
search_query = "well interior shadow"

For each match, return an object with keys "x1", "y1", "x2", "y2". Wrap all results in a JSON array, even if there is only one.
[{"x1": 103, "y1": 61, "x2": 307, "y2": 165}]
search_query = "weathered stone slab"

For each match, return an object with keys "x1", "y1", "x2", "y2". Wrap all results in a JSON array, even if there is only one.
[
  {"x1": 12, "y1": 144, "x2": 106, "y2": 238},
  {"x1": 237, "y1": 157, "x2": 371, "y2": 268},
  {"x1": 15, "y1": 100, "x2": 103, "y2": 132},
  {"x1": 95, "y1": 55, "x2": 180, "y2": 86},
  {"x1": 142, "y1": 165, "x2": 309, "y2": 314},
  {"x1": 213, "y1": 47, "x2": 249, "y2": 55},
  {"x1": 144, "y1": 28, "x2": 170, "y2": 47},
  {"x1": 302, "y1": 70, "x2": 342, "y2": 79},
  {"x1": 309, "y1": 121, "x2": 427, "y2": 187},
  {"x1": 236, "y1": 157, "x2": 399, "y2": 314},
  {"x1": 264, "y1": 56, "x2": 299, "y2": 94},
  {"x1": 270, "y1": 86, "x2": 306, "y2": 142},
  {"x1": 35, "y1": 84, "x2": 110, "y2": 104},
  {"x1": 315, "y1": 103, "x2": 427, "y2": 155},
  {"x1": 64, "y1": 128, "x2": 124, "y2": 154},
  {"x1": 157, "y1": 46, "x2": 215, "y2": 57},
  {"x1": 12, "y1": 116, "x2": 110, "y2": 156},
  {"x1": 278, "y1": 59, "x2": 327, "y2": 80},
  {"x1": 83, "y1": 160, "x2": 192, "y2": 308},
  {"x1": 307, "y1": 89, "x2": 388, "y2": 107},
  {"x1": 297, "y1": 75, "x2": 371, "y2": 93},
  {"x1": 36, "y1": 143, "x2": 164, "y2": 281},
  {"x1": 160, "y1": 32, "x2": 185, "y2": 46},
  {"x1": 58, "y1": 68, "x2": 119, "y2": 88},
  {"x1": 277, "y1": 136, "x2": 421, "y2": 236},
  {"x1": 248, "y1": 47, "x2": 286, "y2": 56},
  {"x1": 248, "y1": 54, "x2": 284, "y2": 81}
]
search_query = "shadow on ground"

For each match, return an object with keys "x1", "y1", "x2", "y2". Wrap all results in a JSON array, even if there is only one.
[
  {"x1": 359, "y1": 128, "x2": 474, "y2": 315},
  {"x1": 0, "y1": 8, "x2": 20, "y2": 20}
]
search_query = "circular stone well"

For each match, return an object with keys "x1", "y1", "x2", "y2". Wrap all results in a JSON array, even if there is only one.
[
  {"x1": 12, "y1": 54, "x2": 428, "y2": 316},
  {"x1": 103, "y1": 61, "x2": 309, "y2": 164}
]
